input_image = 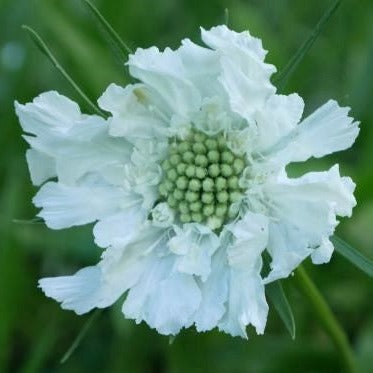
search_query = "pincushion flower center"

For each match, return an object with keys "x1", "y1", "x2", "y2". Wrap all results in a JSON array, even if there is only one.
[{"x1": 158, "y1": 130, "x2": 246, "y2": 230}]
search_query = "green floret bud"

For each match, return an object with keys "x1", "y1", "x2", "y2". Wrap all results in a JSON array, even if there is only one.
[
  {"x1": 193, "y1": 142, "x2": 206, "y2": 154},
  {"x1": 195, "y1": 154, "x2": 208, "y2": 167},
  {"x1": 167, "y1": 195, "x2": 177, "y2": 208},
  {"x1": 167, "y1": 169, "x2": 178, "y2": 181},
  {"x1": 205, "y1": 138, "x2": 218, "y2": 150},
  {"x1": 182, "y1": 151, "x2": 194, "y2": 163},
  {"x1": 173, "y1": 189, "x2": 184, "y2": 201},
  {"x1": 164, "y1": 180, "x2": 174, "y2": 192},
  {"x1": 180, "y1": 213, "x2": 192, "y2": 223},
  {"x1": 195, "y1": 167, "x2": 207, "y2": 179},
  {"x1": 185, "y1": 191, "x2": 199, "y2": 202},
  {"x1": 185, "y1": 165, "x2": 196, "y2": 178},
  {"x1": 221, "y1": 164, "x2": 233, "y2": 177},
  {"x1": 170, "y1": 153, "x2": 181, "y2": 166},
  {"x1": 221, "y1": 150, "x2": 234, "y2": 164},
  {"x1": 208, "y1": 164, "x2": 220, "y2": 178},
  {"x1": 194, "y1": 132, "x2": 207, "y2": 142},
  {"x1": 217, "y1": 191, "x2": 229, "y2": 203},
  {"x1": 178, "y1": 201, "x2": 189, "y2": 214},
  {"x1": 158, "y1": 183, "x2": 168, "y2": 197},
  {"x1": 191, "y1": 212, "x2": 203, "y2": 223},
  {"x1": 233, "y1": 158, "x2": 245, "y2": 174},
  {"x1": 207, "y1": 216, "x2": 223, "y2": 230},
  {"x1": 202, "y1": 178, "x2": 214, "y2": 192},
  {"x1": 202, "y1": 204, "x2": 215, "y2": 217},
  {"x1": 176, "y1": 163, "x2": 187, "y2": 174},
  {"x1": 178, "y1": 141, "x2": 190, "y2": 153},
  {"x1": 162, "y1": 159, "x2": 171, "y2": 171},
  {"x1": 230, "y1": 191, "x2": 242, "y2": 203},
  {"x1": 190, "y1": 201, "x2": 202, "y2": 212},
  {"x1": 189, "y1": 178, "x2": 202, "y2": 191},
  {"x1": 217, "y1": 135, "x2": 226, "y2": 149},
  {"x1": 215, "y1": 203, "x2": 228, "y2": 217},
  {"x1": 228, "y1": 176, "x2": 239, "y2": 189},
  {"x1": 169, "y1": 143, "x2": 178, "y2": 154},
  {"x1": 207, "y1": 150, "x2": 219, "y2": 163},
  {"x1": 215, "y1": 176, "x2": 227, "y2": 191},
  {"x1": 176, "y1": 176, "x2": 188, "y2": 190},
  {"x1": 201, "y1": 192, "x2": 214, "y2": 204}
]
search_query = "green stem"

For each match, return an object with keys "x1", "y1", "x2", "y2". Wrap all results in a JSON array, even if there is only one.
[{"x1": 294, "y1": 266, "x2": 356, "y2": 373}]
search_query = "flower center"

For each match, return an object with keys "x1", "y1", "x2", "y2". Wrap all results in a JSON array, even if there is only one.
[{"x1": 158, "y1": 130, "x2": 246, "y2": 230}]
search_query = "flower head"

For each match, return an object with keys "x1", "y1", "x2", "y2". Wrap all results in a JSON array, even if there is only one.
[{"x1": 16, "y1": 25, "x2": 359, "y2": 338}]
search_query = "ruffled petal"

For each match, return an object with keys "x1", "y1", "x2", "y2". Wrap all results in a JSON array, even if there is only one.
[
  {"x1": 264, "y1": 165, "x2": 356, "y2": 283},
  {"x1": 26, "y1": 149, "x2": 56, "y2": 186},
  {"x1": 128, "y1": 46, "x2": 201, "y2": 117},
  {"x1": 123, "y1": 255, "x2": 201, "y2": 335},
  {"x1": 39, "y1": 224, "x2": 166, "y2": 314},
  {"x1": 254, "y1": 93, "x2": 304, "y2": 151},
  {"x1": 33, "y1": 181, "x2": 129, "y2": 229},
  {"x1": 218, "y1": 212, "x2": 269, "y2": 337},
  {"x1": 15, "y1": 91, "x2": 80, "y2": 136},
  {"x1": 168, "y1": 223, "x2": 220, "y2": 281},
  {"x1": 16, "y1": 92, "x2": 132, "y2": 186},
  {"x1": 264, "y1": 100, "x2": 360, "y2": 165},
  {"x1": 193, "y1": 247, "x2": 229, "y2": 332},
  {"x1": 98, "y1": 83, "x2": 168, "y2": 141},
  {"x1": 201, "y1": 25, "x2": 276, "y2": 121}
]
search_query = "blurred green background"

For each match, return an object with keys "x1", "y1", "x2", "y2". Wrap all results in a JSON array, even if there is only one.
[{"x1": 1, "y1": 0, "x2": 373, "y2": 372}]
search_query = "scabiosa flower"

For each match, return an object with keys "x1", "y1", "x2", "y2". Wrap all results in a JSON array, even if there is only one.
[{"x1": 16, "y1": 25, "x2": 359, "y2": 338}]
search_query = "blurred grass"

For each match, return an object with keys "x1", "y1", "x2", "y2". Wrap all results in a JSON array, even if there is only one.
[{"x1": 1, "y1": 0, "x2": 373, "y2": 372}]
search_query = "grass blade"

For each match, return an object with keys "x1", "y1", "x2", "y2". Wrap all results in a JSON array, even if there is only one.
[
  {"x1": 267, "y1": 280, "x2": 296, "y2": 339},
  {"x1": 22, "y1": 25, "x2": 106, "y2": 117},
  {"x1": 332, "y1": 235, "x2": 373, "y2": 277},
  {"x1": 273, "y1": 0, "x2": 342, "y2": 91},
  {"x1": 60, "y1": 309, "x2": 102, "y2": 364},
  {"x1": 82, "y1": 0, "x2": 132, "y2": 60}
]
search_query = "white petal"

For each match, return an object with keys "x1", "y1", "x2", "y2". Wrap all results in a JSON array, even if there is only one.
[
  {"x1": 39, "y1": 266, "x2": 102, "y2": 315},
  {"x1": 15, "y1": 91, "x2": 80, "y2": 136},
  {"x1": 178, "y1": 39, "x2": 222, "y2": 98},
  {"x1": 168, "y1": 223, "x2": 220, "y2": 281},
  {"x1": 93, "y1": 200, "x2": 147, "y2": 249},
  {"x1": 17, "y1": 92, "x2": 132, "y2": 186},
  {"x1": 40, "y1": 225, "x2": 166, "y2": 314},
  {"x1": 123, "y1": 255, "x2": 201, "y2": 335},
  {"x1": 226, "y1": 211, "x2": 269, "y2": 271},
  {"x1": 311, "y1": 237, "x2": 335, "y2": 264},
  {"x1": 194, "y1": 247, "x2": 229, "y2": 332},
  {"x1": 201, "y1": 25, "x2": 276, "y2": 121},
  {"x1": 128, "y1": 47, "x2": 201, "y2": 117},
  {"x1": 98, "y1": 83, "x2": 168, "y2": 140},
  {"x1": 26, "y1": 149, "x2": 56, "y2": 186},
  {"x1": 265, "y1": 100, "x2": 360, "y2": 165},
  {"x1": 218, "y1": 271, "x2": 268, "y2": 338},
  {"x1": 255, "y1": 93, "x2": 304, "y2": 151},
  {"x1": 33, "y1": 181, "x2": 127, "y2": 229},
  {"x1": 264, "y1": 165, "x2": 356, "y2": 282},
  {"x1": 218, "y1": 212, "x2": 269, "y2": 337}
]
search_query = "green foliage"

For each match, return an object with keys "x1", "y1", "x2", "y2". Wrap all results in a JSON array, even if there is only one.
[{"x1": 1, "y1": 0, "x2": 373, "y2": 372}]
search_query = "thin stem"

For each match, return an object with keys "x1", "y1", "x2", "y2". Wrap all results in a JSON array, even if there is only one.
[
  {"x1": 294, "y1": 266, "x2": 356, "y2": 373},
  {"x1": 22, "y1": 25, "x2": 106, "y2": 117}
]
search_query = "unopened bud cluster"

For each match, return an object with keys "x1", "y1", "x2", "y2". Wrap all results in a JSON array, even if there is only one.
[{"x1": 158, "y1": 129, "x2": 246, "y2": 230}]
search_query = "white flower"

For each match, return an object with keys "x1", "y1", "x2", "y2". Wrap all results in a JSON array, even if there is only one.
[{"x1": 16, "y1": 25, "x2": 359, "y2": 338}]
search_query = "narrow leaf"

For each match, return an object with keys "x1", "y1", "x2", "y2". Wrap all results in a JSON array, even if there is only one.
[
  {"x1": 267, "y1": 280, "x2": 296, "y2": 339},
  {"x1": 82, "y1": 0, "x2": 132, "y2": 60},
  {"x1": 273, "y1": 0, "x2": 342, "y2": 91},
  {"x1": 60, "y1": 309, "x2": 102, "y2": 364},
  {"x1": 22, "y1": 25, "x2": 106, "y2": 117},
  {"x1": 332, "y1": 235, "x2": 373, "y2": 277},
  {"x1": 13, "y1": 217, "x2": 44, "y2": 225}
]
